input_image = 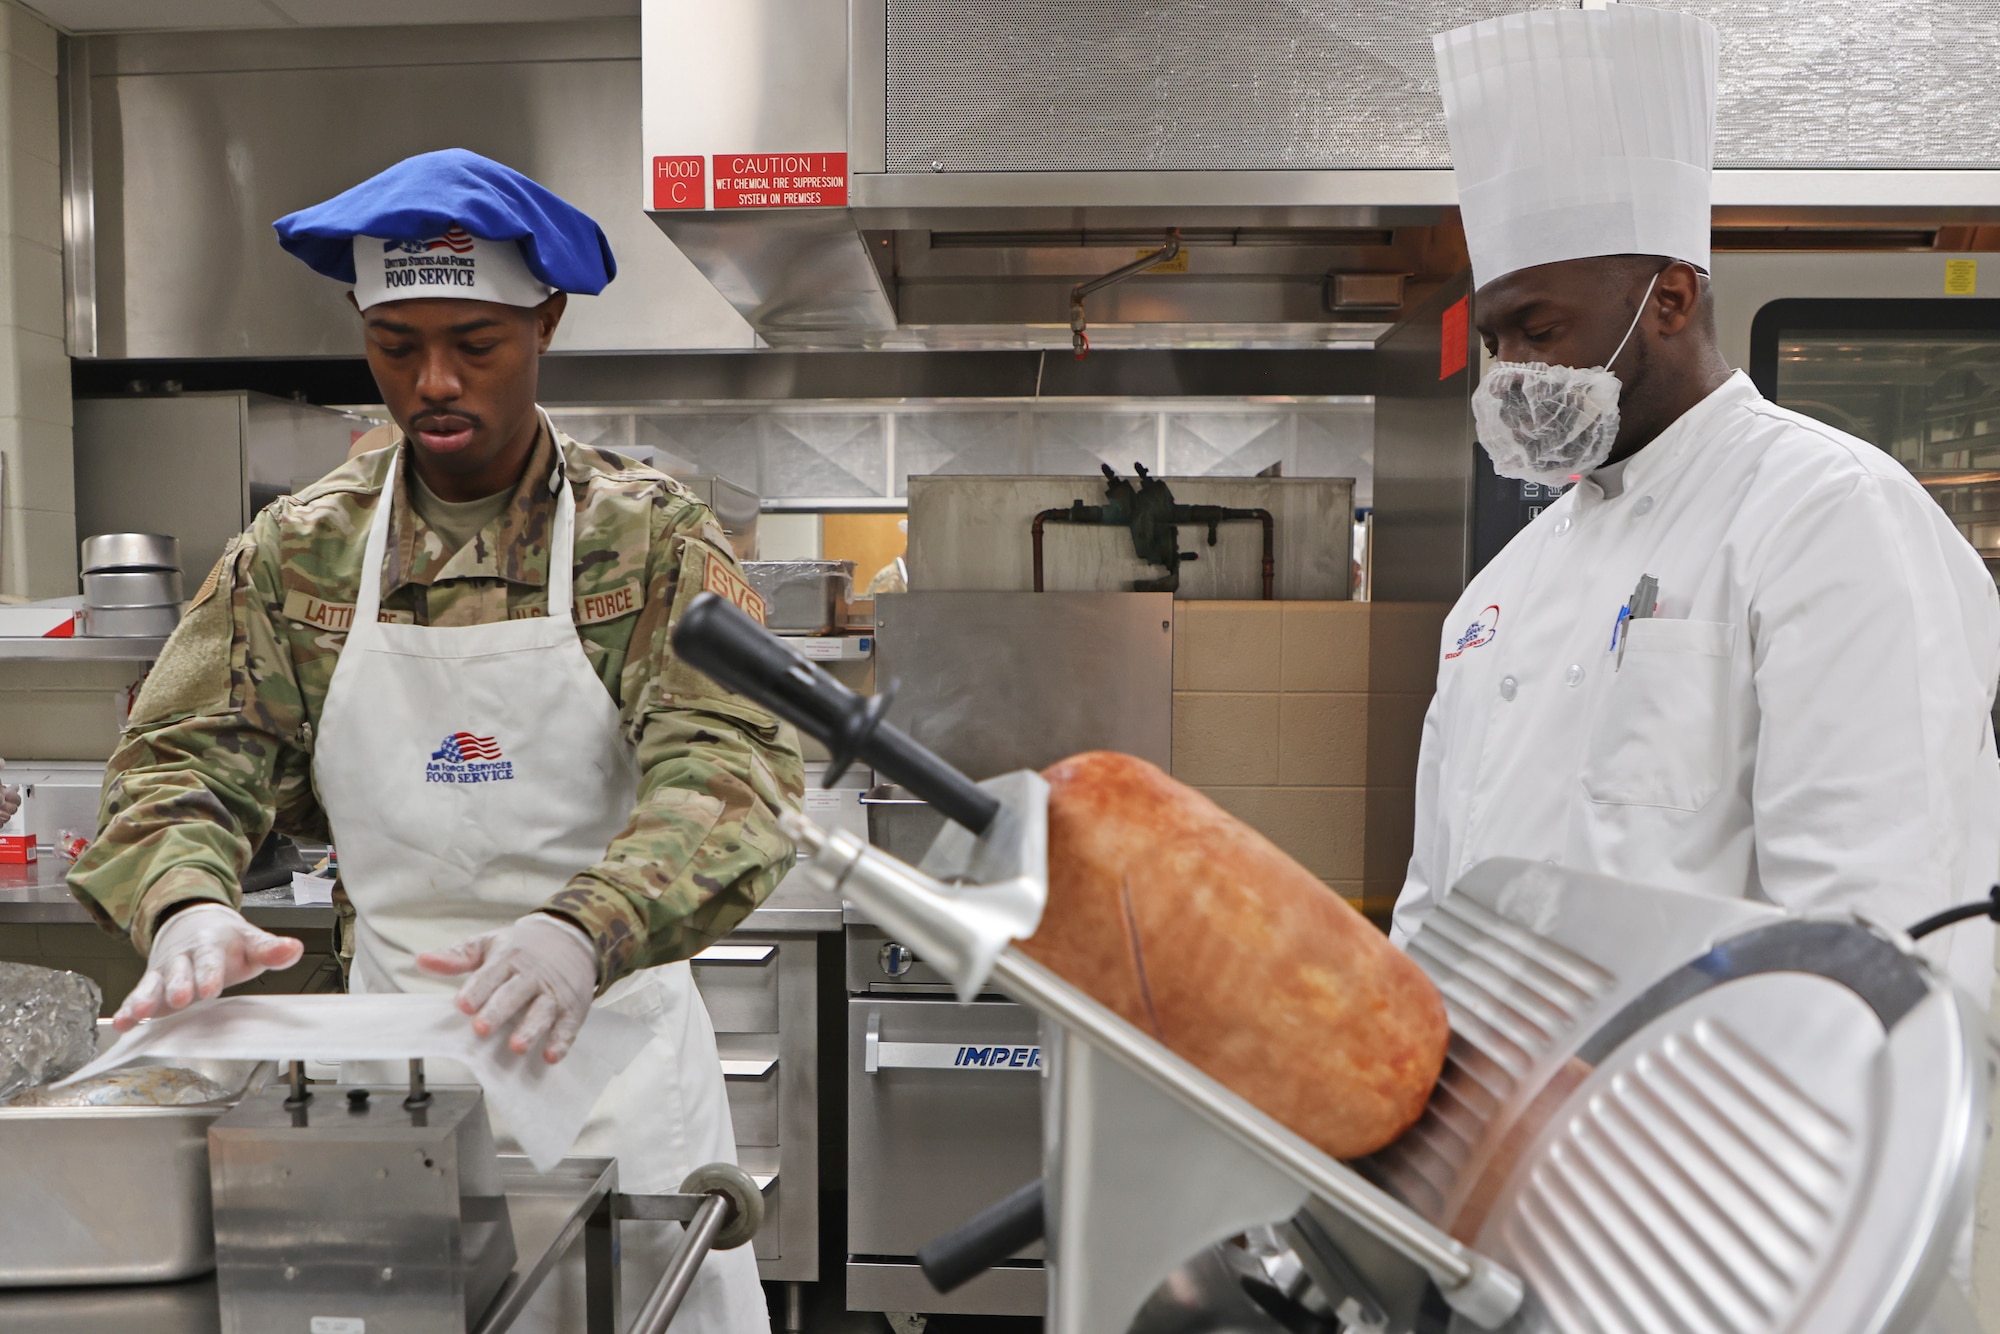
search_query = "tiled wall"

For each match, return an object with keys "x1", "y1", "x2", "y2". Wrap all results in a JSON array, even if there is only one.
[
  {"x1": 0, "y1": 659, "x2": 147, "y2": 760},
  {"x1": 549, "y1": 398, "x2": 1374, "y2": 506},
  {"x1": 1171, "y1": 601, "x2": 1448, "y2": 923},
  {"x1": 0, "y1": 5, "x2": 69, "y2": 597}
]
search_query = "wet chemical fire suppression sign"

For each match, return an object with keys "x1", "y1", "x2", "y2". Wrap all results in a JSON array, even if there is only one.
[{"x1": 712, "y1": 153, "x2": 848, "y2": 209}]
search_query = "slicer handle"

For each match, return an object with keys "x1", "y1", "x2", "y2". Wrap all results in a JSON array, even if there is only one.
[
  {"x1": 671, "y1": 593, "x2": 1001, "y2": 834},
  {"x1": 916, "y1": 1178, "x2": 1045, "y2": 1294}
]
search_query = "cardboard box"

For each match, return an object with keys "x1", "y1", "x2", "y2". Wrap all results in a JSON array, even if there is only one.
[
  {"x1": 0, "y1": 836, "x2": 39, "y2": 863},
  {"x1": 0, "y1": 607, "x2": 75, "y2": 638}
]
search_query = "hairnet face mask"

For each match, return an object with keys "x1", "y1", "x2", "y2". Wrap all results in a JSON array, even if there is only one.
[{"x1": 1471, "y1": 272, "x2": 1659, "y2": 487}]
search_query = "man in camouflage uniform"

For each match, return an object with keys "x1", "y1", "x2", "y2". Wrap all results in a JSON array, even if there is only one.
[
  {"x1": 66, "y1": 150, "x2": 798, "y2": 1333},
  {"x1": 67, "y1": 417, "x2": 802, "y2": 989}
]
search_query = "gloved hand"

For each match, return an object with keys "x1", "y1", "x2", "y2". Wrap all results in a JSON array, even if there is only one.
[
  {"x1": 417, "y1": 913, "x2": 598, "y2": 1064},
  {"x1": 0, "y1": 757, "x2": 21, "y2": 827},
  {"x1": 113, "y1": 902, "x2": 306, "y2": 1030}
]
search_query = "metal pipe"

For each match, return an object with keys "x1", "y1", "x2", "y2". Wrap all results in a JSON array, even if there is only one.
[
  {"x1": 629, "y1": 1193, "x2": 731, "y2": 1334},
  {"x1": 1034, "y1": 504, "x2": 1273, "y2": 597},
  {"x1": 1070, "y1": 230, "x2": 1181, "y2": 358},
  {"x1": 284, "y1": 1060, "x2": 310, "y2": 1109},
  {"x1": 1031, "y1": 509, "x2": 1064, "y2": 592},
  {"x1": 985, "y1": 949, "x2": 1526, "y2": 1328},
  {"x1": 1253, "y1": 508, "x2": 1274, "y2": 600},
  {"x1": 405, "y1": 1058, "x2": 431, "y2": 1110}
]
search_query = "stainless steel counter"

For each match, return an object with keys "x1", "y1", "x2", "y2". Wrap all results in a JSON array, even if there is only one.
[
  {"x1": 0, "y1": 860, "x2": 845, "y2": 932},
  {"x1": 0, "y1": 1156, "x2": 620, "y2": 1333}
]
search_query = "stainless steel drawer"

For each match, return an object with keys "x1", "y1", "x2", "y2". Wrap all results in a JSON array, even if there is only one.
[
  {"x1": 847, "y1": 996, "x2": 1044, "y2": 1259},
  {"x1": 692, "y1": 941, "x2": 781, "y2": 1032}
]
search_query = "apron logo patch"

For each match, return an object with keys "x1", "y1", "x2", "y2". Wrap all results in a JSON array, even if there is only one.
[
  {"x1": 700, "y1": 554, "x2": 768, "y2": 624},
  {"x1": 1445, "y1": 604, "x2": 1500, "y2": 659},
  {"x1": 425, "y1": 731, "x2": 515, "y2": 784}
]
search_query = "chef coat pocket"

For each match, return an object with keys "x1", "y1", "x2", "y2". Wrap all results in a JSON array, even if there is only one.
[{"x1": 1582, "y1": 618, "x2": 1736, "y2": 811}]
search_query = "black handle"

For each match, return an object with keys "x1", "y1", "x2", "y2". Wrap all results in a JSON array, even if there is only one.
[
  {"x1": 671, "y1": 593, "x2": 1001, "y2": 835},
  {"x1": 916, "y1": 1179, "x2": 1045, "y2": 1294}
]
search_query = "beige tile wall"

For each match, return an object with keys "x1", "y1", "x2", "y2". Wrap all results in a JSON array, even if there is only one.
[
  {"x1": 1172, "y1": 601, "x2": 1448, "y2": 923},
  {"x1": 0, "y1": 5, "x2": 68, "y2": 598},
  {"x1": 0, "y1": 658, "x2": 149, "y2": 760}
]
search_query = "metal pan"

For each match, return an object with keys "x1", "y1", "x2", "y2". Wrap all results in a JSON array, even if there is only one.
[
  {"x1": 0, "y1": 1046, "x2": 269, "y2": 1287},
  {"x1": 741, "y1": 561, "x2": 855, "y2": 634},
  {"x1": 79, "y1": 604, "x2": 181, "y2": 638},
  {"x1": 80, "y1": 533, "x2": 181, "y2": 574},
  {"x1": 83, "y1": 570, "x2": 185, "y2": 608}
]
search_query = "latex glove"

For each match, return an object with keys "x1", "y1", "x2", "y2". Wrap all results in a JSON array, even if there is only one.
[
  {"x1": 416, "y1": 913, "x2": 598, "y2": 1064},
  {"x1": 114, "y1": 902, "x2": 305, "y2": 1030},
  {"x1": 0, "y1": 757, "x2": 20, "y2": 827}
]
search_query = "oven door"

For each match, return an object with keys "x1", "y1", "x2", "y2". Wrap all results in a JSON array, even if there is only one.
[
  {"x1": 1751, "y1": 296, "x2": 2000, "y2": 575},
  {"x1": 847, "y1": 995, "x2": 1045, "y2": 1316}
]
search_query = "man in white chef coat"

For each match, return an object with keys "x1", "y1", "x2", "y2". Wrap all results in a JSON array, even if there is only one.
[{"x1": 1390, "y1": 4, "x2": 2000, "y2": 1003}]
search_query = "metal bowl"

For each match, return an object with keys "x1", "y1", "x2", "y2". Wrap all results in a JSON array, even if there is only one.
[
  {"x1": 80, "y1": 533, "x2": 181, "y2": 574},
  {"x1": 82, "y1": 570, "x2": 184, "y2": 609},
  {"x1": 79, "y1": 604, "x2": 181, "y2": 638}
]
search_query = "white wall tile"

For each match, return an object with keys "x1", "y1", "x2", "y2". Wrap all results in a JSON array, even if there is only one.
[
  {"x1": 10, "y1": 236, "x2": 59, "y2": 338},
  {"x1": 0, "y1": 413, "x2": 71, "y2": 512},
  {"x1": 7, "y1": 55, "x2": 54, "y2": 168},
  {"x1": 7, "y1": 147, "x2": 56, "y2": 251},
  {"x1": 7, "y1": 503, "x2": 77, "y2": 598},
  {"x1": 3, "y1": 6, "x2": 58, "y2": 78},
  {"x1": 11, "y1": 326, "x2": 69, "y2": 427}
]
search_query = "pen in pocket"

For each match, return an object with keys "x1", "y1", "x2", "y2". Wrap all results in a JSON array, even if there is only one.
[{"x1": 1614, "y1": 573, "x2": 1659, "y2": 670}]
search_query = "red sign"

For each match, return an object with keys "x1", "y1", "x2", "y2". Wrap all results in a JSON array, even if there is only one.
[
  {"x1": 652, "y1": 156, "x2": 706, "y2": 210},
  {"x1": 1439, "y1": 296, "x2": 1469, "y2": 380},
  {"x1": 712, "y1": 153, "x2": 847, "y2": 209}
]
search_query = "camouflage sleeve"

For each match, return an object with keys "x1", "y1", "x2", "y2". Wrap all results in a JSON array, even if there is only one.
[
  {"x1": 65, "y1": 521, "x2": 310, "y2": 951},
  {"x1": 541, "y1": 500, "x2": 805, "y2": 985}
]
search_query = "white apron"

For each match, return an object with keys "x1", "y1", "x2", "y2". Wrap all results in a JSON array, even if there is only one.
[{"x1": 311, "y1": 433, "x2": 767, "y2": 1334}]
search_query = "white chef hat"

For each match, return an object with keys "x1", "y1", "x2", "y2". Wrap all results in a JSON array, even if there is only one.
[{"x1": 1434, "y1": 4, "x2": 1719, "y2": 291}]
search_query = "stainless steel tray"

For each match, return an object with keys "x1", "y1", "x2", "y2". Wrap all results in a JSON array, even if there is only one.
[
  {"x1": 0, "y1": 1051, "x2": 269, "y2": 1287},
  {"x1": 742, "y1": 560, "x2": 854, "y2": 633}
]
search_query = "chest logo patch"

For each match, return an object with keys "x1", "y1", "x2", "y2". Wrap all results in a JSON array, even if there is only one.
[
  {"x1": 426, "y1": 732, "x2": 515, "y2": 784},
  {"x1": 1444, "y1": 605, "x2": 1500, "y2": 660}
]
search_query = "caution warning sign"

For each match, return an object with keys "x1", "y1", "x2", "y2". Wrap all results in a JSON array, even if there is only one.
[{"x1": 713, "y1": 153, "x2": 847, "y2": 209}]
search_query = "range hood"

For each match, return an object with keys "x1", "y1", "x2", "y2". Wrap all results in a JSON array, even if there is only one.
[{"x1": 641, "y1": 0, "x2": 2000, "y2": 350}]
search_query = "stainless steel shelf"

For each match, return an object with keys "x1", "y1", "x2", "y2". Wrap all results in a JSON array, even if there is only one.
[{"x1": 0, "y1": 636, "x2": 166, "y2": 660}]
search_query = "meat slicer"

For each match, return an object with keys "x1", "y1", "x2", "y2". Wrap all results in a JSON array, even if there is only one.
[{"x1": 674, "y1": 594, "x2": 1994, "y2": 1334}]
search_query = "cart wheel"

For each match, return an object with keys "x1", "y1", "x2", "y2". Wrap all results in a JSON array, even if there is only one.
[{"x1": 679, "y1": 1161, "x2": 765, "y2": 1250}]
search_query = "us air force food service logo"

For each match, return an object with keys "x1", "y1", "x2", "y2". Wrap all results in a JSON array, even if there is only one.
[
  {"x1": 382, "y1": 225, "x2": 479, "y2": 292},
  {"x1": 426, "y1": 732, "x2": 514, "y2": 784},
  {"x1": 1444, "y1": 605, "x2": 1500, "y2": 660}
]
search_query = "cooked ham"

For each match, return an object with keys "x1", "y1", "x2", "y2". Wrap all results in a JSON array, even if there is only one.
[{"x1": 1021, "y1": 751, "x2": 1448, "y2": 1159}]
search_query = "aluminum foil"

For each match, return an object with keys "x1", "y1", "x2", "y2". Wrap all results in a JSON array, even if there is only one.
[
  {"x1": 0, "y1": 962, "x2": 103, "y2": 1102},
  {"x1": 7, "y1": 1066, "x2": 232, "y2": 1107}
]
